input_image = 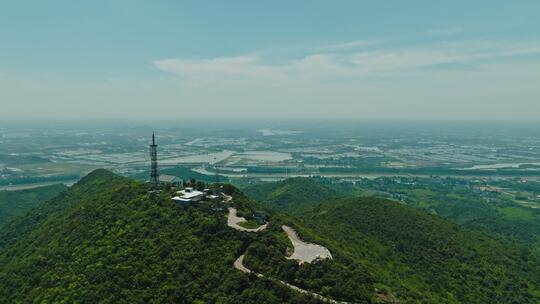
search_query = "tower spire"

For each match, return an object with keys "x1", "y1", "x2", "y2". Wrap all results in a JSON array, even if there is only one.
[{"x1": 149, "y1": 132, "x2": 159, "y2": 186}]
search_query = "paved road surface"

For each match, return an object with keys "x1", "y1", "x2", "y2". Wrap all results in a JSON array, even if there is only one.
[
  {"x1": 227, "y1": 207, "x2": 268, "y2": 232},
  {"x1": 233, "y1": 253, "x2": 348, "y2": 304},
  {"x1": 282, "y1": 225, "x2": 332, "y2": 264},
  {"x1": 223, "y1": 194, "x2": 233, "y2": 203}
]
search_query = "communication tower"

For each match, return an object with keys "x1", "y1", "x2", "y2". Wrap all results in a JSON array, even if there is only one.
[{"x1": 149, "y1": 132, "x2": 159, "y2": 186}]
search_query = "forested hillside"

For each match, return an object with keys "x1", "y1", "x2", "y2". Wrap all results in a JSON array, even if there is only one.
[
  {"x1": 242, "y1": 177, "x2": 342, "y2": 212},
  {"x1": 2, "y1": 171, "x2": 539, "y2": 303},
  {"x1": 245, "y1": 177, "x2": 540, "y2": 247},
  {"x1": 290, "y1": 197, "x2": 540, "y2": 303},
  {"x1": 240, "y1": 178, "x2": 540, "y2": 303},
  {"x1": 0, "y1": 184, "x2": 67, "y2": 228},
  {"x1": 0, "y1": 170, "x2": 318, "y2": 303}
]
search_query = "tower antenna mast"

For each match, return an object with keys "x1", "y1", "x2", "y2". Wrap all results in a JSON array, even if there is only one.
[{"x1": 149, "y1": 132, "x2": 159, "y2": 186}]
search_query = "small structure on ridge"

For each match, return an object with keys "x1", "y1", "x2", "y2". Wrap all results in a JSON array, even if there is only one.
[{"x1": 172, "y1": 187, "x2": 205, "y2": 206}]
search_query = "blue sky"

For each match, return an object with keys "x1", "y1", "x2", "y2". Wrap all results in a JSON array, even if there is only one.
[{"x1": 1, "y1": 1, "x2": 539, "y2": 120}]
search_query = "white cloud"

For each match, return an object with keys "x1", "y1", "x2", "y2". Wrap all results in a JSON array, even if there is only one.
[
  {"x1": 155, "y1": 56, "x2": 260, "y2": 77},
  {"x1": 154, "y1": 54, "x2": 353, "y2": 85},
  {"x1": 144, "y1": 38, "x2": 540, "y2": 120},
  {"x1": 4, "y1": 56, "x2": 540, "y2": 120},
  {"x1": 154, "y1": 39, "x2": 540, "y2": 84},
  {"x1": 312, "y1": 39, "x2": 381, "y2": 51},
  {"x1": 6, "y1": 38, "x2": 538, "y2": 120}
]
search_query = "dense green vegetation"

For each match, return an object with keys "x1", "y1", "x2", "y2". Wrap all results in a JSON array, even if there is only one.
[
  {"x1": 245, "y1": 177, "x2": 540, "y2": 246},
  {"x1": 292, "y1": 197, "x2": 540, "y2": 303},
  {"x1": 225, "y1": 188, "x2": 375, "y2": 303},
  {"x1": 242, "y1": 177, "x2": 342, "y2": 212},
  {"x1": 347, "y1": 177, "x2": 540, "y2": 245},
  {"x1": 242, "y1": 177, "x2": 540, "y2": 302},
  {"x1": 238, "y1": 220, "x2": 261, "y2": 229},
  {"x1": 2, "y1": 171, "x2": 539, "y2": 303},
  {"x1": 0, "y1": 170, "x2": 319, "y2": 303},
  {"x1": 243, "y1": 220, "x2": 375, "y2": 303},
  {"x1": 0, "y1": 184, "x2": 67, "y2": 227},
  {"x1": 402, "y1": 186, "x2": 540, "y2": 244}
]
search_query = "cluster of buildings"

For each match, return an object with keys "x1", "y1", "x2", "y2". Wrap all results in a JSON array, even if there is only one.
[
  {"x1": 171, "y1": 187, "x2": 221, "y2": 206},
  {"x1": 148, "y1": 134, "x2": 222, "y2": 205},
  {"x1": 148, "y1": 134, "x2": 269, "y2": 223}
]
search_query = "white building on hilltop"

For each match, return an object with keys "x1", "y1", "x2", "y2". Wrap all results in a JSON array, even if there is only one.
[{"x1": 172, "y1": 187, "x2": 204, "y2": 206}]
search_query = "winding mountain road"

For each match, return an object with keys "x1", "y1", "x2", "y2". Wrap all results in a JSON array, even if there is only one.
[
  {"x1": 227, "y1": 207, "x2": 269, "y2": 232},
  {"x1": 226, "y1": 197, "x2": 344, "y2": 303},
  {"x1": 233, "y1": 254, "x2": 349, "y2": 304}
]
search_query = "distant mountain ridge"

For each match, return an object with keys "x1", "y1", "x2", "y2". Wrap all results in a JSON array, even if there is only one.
[
  {"x1": 293, "y1": 197, "x2": 540, "y2": 303},
  {"x1": 242, "y1": 177, "x2": 343, "y2": 212},
  {"x1": 242, "y1": 177, "x2": 540, "y2": 303},
  {"x1": 245, "y1": 176, "x2": 540, "y2": 248},
  {"x1": 0, "y1": 183, "x2": 67, "y2": 228}
]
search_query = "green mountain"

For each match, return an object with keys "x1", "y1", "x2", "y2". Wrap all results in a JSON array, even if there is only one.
[
  {"x1": 403, "y1": 187, "x2": 540, "y2": 245},
  {"x1": 0, "y1": 184, "x2": 67, "y2": 227},
  {"x1": 241, "y1": 195, "x2": 540, "y2": 303},
  {"x1": 246, "y1": 177, "x2": 540, "y2": 247},
  {"x1": 0, "y1": 170, "x2": 319, "y2": 303},
  {"x1": 1, "y1": 170, "x2": 538, "y2": 303},
  {"x1": 242, "y1": 177, "x2": 342, "y2": 212},
  {"x1": 286, "y1": 197, "x2": 540, "y2": 303}
]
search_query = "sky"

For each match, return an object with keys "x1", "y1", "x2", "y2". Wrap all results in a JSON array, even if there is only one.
[{"x1": 1, "y1": 1, "x2": 539, "y2": 120}]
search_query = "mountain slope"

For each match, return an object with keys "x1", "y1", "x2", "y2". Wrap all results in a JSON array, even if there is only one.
[
  {"x1": 291, "y1": 197, "x2": 540, "y2": 303},
  {"x1": 242, "y1": 177, "x2": 342, "y2": 212},
  {"x1": 0, "y1": 170, "x2": 319, "y2": 303},
  {"x1": 0, "y1": 184, "x2": 67, "y2": 228},
  {"x1": 248, "y1": 176, "x2": 540, "y2": 248},
  {"x1": 2, "y1": 170, "x2": 538, "y2": 303},
  {"x1": 238, "y1": 181, "x2": 540, "y2": 304}
]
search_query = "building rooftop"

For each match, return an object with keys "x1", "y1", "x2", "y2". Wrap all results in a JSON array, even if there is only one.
[
  {"x1": 172, "y1": 196, "x2": 192, "y2": 202},
  {"x1": 176, "y1": 189, "x2": 204, "y2": 199}
]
